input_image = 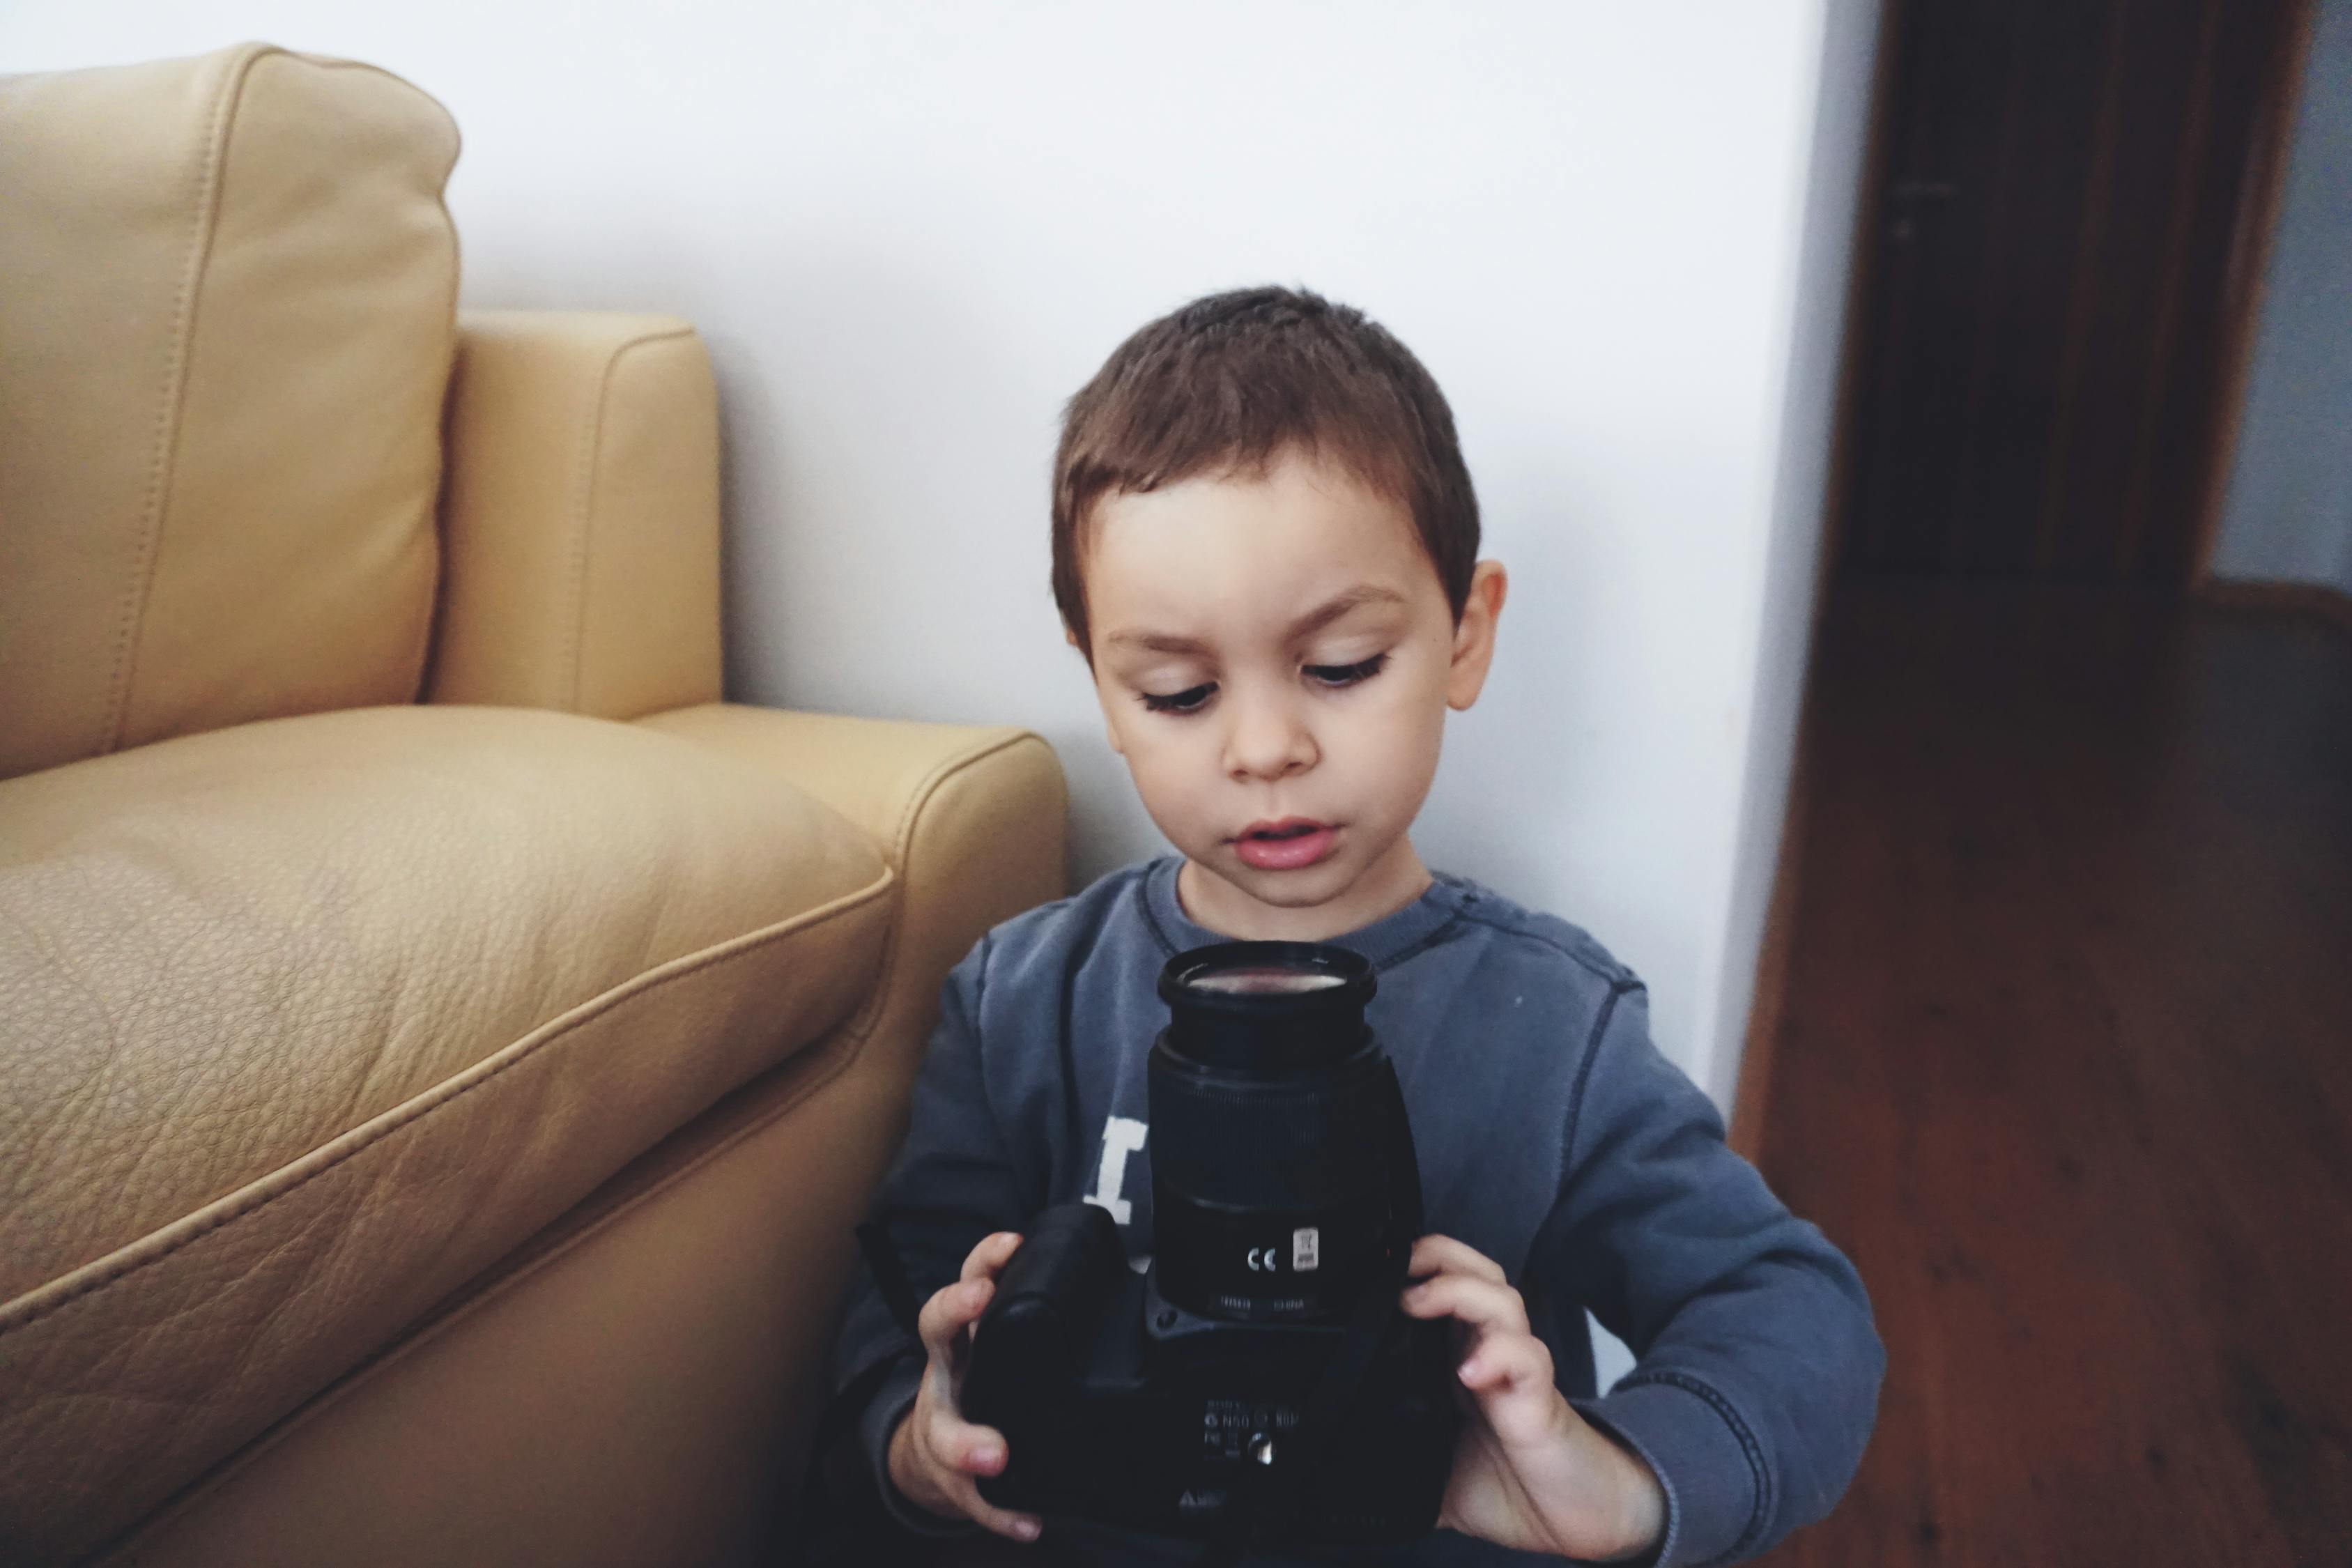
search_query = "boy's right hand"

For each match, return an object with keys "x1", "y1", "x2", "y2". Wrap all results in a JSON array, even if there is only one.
[{"x1": 885, "y1": 1230, "x2": 1043, "y2": 1543}]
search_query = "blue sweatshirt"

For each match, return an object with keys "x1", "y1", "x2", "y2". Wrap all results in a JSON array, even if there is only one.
[{"x1": 833, "y1": 858, "x2": 1882, "y2": 1565}]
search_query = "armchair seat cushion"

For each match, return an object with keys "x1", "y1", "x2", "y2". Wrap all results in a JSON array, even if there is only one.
[{"x1": 0, "y1": 704, "x2": 893, "y2": 1557}]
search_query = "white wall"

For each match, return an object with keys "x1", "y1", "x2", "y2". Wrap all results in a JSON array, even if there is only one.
[
  {"x1": 1706, "y1": 0, "x2": 1881, "y2": 1103},
  {"x1": 2212, "y1": 0, "x2": 2352, "y2": 598},
  {"x1": 2, "y1": 2, "x2": 1865, "y2": 1105}
]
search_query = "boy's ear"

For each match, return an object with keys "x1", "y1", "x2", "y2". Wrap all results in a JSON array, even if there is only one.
[{"x1": 1445, "y1": 560, "x2": 1509, "y2": 712}]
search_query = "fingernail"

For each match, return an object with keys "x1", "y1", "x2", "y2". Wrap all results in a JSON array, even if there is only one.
[
  {"x1": 1459, "y1": 1360, "x2": 1484, "y2": 1383},
  {"x1": 1014, "y1": 1519, "x2": 1040, "y2": 1540},
  {"x1": 974, "y1": 1443, "x2": 1004, "y2": 1469}
]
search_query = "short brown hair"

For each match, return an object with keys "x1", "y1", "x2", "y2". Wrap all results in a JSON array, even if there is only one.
[{"x1": 1051, "y1": 286, "x2": 1479, "y2": 654}]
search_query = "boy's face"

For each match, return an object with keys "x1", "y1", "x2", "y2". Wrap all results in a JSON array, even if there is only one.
[{"x1": 1080, "y1": 448, "x2": 1504, "y2": 941}]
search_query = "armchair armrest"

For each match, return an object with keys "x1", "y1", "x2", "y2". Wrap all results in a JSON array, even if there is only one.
[
  {"x1": 426, "y1": 311, "x2": 722, "y2": 718},
  {"x1": 636, "y1": 704, "x2": 1070, "y2": 1083}
]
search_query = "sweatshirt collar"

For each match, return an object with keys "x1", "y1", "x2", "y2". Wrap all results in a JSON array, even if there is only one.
[{"x1": 1138, "y1": 854, "x2": 1473, "y2": 973}]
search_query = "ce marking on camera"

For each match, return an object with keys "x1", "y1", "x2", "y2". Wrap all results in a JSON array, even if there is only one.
[{"x1": 1244, "y1": 1227, "x2": 1321, "y2": 1274}]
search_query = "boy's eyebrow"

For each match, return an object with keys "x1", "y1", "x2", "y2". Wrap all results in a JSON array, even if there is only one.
[
  {"x1": 1102, "y1": 585, "x2": 1407, "y2": 656},
  {"x1": 1105, "y1": 629, "x2": 1214, "y2": 656},
  {"x1": 1285, "y1": 585, "x2": 1406, "y2": 640}
]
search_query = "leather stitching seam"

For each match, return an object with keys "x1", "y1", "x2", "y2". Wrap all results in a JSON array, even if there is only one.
[
  {"x1": 561, "y1": 339, "x2": 601, "y2": 709},
  {"x1": 103, "y1": 45, "x2": 259, "y2": 755},
  {"x1": 0, "y1": 867, "x2": 896, "y2": 1339},
  {"x1": 397, "y1": 72, "x2": 462, "y2": 705},
  {"x1": 100, "y1": 1006, "x2": 889, "y2": 1562},
  {"x1": 836, "y1": 728, "x2": 1047, "y2": 1049},
  {"x1": 568, "y1": 328, "x2": 696, "y2": 712}
]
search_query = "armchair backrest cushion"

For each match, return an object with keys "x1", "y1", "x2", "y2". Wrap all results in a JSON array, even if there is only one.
[{"x1": 0, "y1": 44, "x2": 461, "y2": 781}]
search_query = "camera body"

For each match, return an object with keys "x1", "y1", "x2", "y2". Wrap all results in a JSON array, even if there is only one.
[
  {"x1": 958, "y1": 943, "x2": 1460, "y2": 1545},
  {"x1": 960, "y1": 1202, "x2": 1458, "y2": 1542}
]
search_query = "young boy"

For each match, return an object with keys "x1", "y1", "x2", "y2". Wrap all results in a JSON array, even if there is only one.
[{"x1": 831, "y1": 287, "x2": 1882, "y2": 1565}]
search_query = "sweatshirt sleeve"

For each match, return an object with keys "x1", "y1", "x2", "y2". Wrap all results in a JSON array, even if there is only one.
[
  {"x1": 1532, "y1": 983, "x2": 1884, "y2": 1567},
  {"x1": 831, "y1": 935, "x2": 1033, "y2": 1537}
]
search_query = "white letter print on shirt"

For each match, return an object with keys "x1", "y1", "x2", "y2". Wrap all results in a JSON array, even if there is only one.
[{"x1": 1083, "y1": 1115, "x2": 1149, "y2": 1226}]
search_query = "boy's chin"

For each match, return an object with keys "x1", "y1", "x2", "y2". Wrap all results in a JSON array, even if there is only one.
[
  {"x1": 1198, "y1": 848, "x2": 1369, "y2": 914},
  {"x1": 1220, "y1": 870, "x2": 1342, "y2": 910}
]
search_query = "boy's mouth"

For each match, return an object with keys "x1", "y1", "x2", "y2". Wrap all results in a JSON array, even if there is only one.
[{"x1": 1232, "y1": 818, "x2": 1337, "y2": 872}]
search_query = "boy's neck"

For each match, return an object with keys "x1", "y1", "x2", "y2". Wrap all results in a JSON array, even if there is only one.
[{"x1": 1174, "y1": 838, "x2": 1436, "y2": 944}]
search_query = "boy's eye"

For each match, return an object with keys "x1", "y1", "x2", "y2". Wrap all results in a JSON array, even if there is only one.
[
  {"x1": 1304, "y1": 653, "x2": 1389, "y2": 688},
  {"x1": 1139, "y1": 682, "x2": 1216, "y2": 714}
]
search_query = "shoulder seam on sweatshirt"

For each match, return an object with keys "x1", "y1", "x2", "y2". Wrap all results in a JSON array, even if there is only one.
[
  {"x1": 1613, "y1": 1369, "x2": 1774, "y2": 1565},
  {"x1": 1560, "y1": 979, "x2": 1640, "y2": 1174},
  {"x1": 1373, "y1": 891, "x2": 1475, "y2": 971},
  {"x1": 1453, "y1": 907, "x2": 1633, "y2": 987}
]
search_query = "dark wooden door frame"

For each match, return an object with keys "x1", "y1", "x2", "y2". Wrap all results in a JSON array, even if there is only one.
[{"x1": 1811, "y1": 0, "x2": 2315, "y2": 594}]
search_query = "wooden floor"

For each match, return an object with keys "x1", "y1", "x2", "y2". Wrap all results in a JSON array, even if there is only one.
[{"x1": 1752, "y1": 580, "x2": 2352, "y2": 1566}]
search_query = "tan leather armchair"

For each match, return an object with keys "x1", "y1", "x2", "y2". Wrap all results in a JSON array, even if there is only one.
[{"x1": 0, "y1": 44, "x2": 1066, "y2": 1567}]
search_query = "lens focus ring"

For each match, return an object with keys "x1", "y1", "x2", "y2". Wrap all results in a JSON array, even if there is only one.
[{"x1": 1150, "y1": 1045, "x2": 1390, "y2": 1210}]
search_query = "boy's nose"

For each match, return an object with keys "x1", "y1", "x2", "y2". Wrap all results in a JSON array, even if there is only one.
[{"x1": 1222, "y1": 693, "x2": 1317, "y2": 782}]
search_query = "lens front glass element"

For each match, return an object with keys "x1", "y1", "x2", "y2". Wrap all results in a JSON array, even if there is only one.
[
  {"x1": 1183, "y1": 964, "x2": 1348, "y2": 997},
  {"x1": 1157, "y1": 944, "x2": 1374, "y2": 1071}
]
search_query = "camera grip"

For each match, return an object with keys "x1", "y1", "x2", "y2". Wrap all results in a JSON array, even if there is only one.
[{"x1": 959, "y1": 1202, "x2": 1125, "y2": 1428}]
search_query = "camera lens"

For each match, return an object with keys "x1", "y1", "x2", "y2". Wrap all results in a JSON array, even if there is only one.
[
  {"x1": 1158, "y1": 943, "x2": 1374, "y2": 1073},
  {"x1": 1150, "y1": 943, "x2": 1408, "y2": 1323}
]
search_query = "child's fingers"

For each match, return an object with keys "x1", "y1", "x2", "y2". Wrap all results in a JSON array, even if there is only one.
[
  {"x1": 1455, "y1": 1328, "x2": 1566, "y2": 1443},
  {"x1": 918, "y1": 1417, "x2": 1043, "y2": 1543},
  {"x1": 944, "y1": 1474, "x2": 1044, "y2": 1544},
  {"x1": 1400, "y1": 1271, "x2": 1530, "y2": 1335},
  {"x1": 912, "y1": 1235, "x2": 1022, "y2": 1372},
  {"x1": 925, "y1": 1410, "x2": 1012, "y2": 1477},
  {"x1": 917, "y1": 1276, "x2": 994, "y2": 1365},
  {"x1": 960, "y1": 1231, "x2": 1024, "y2": 1283},
  {"x1": 1408, "y1": 1234, "x2": 1508, "y2": 1285},
  {"x1": 1457, "y1": 1325, "x2": 1554, "y2": 1398}
]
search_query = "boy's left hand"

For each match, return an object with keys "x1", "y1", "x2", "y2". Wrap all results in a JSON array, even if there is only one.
[{"x1": 1401, "y1": 1235, "x2": 1666, "y2": 1563}]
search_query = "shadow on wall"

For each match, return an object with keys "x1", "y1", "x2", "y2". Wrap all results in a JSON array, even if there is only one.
[{"x1": 700, "y1": 244, "x2": 1162, "y2": 887}]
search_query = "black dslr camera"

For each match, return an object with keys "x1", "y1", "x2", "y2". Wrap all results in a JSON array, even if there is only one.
[{"x1": 956, "y1": 942, "x2": 1459, "y2": 1546}]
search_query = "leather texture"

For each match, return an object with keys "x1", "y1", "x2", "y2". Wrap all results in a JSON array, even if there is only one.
[
  {"x1": 0, "y1": 705, "x2": 895, "y2": 1565},
  {"x1": 98, "y1": 709, "x2": 1070, "y2": 1568},
  {"x1": 0, "y1": 45, "x2": 459, "y2": 781},
  {"x1": 429, "y1": 312, "x2": 725, "y2": 719}
]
